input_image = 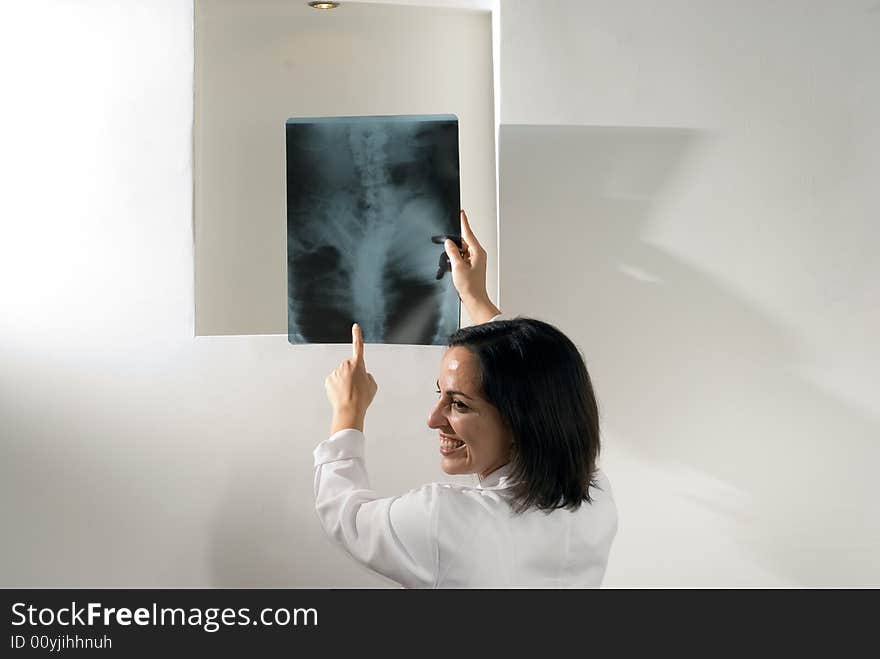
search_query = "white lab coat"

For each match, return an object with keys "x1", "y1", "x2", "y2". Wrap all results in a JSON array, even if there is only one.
[
  {"x1": 313, "y1": 313, "x2": 618, "y2": 588},
  {"x1": 313, "y1": 430, "x2": 617, "y2": 588}
]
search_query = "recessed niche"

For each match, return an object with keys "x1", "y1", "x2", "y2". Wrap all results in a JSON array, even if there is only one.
[{"x1": 193, "y1": 0, "x2": 496, "y2": 337}]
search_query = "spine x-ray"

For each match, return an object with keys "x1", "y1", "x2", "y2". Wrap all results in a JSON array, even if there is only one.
[{"x1": 285, "y1": 114, "x2": 462, "y2": 346}]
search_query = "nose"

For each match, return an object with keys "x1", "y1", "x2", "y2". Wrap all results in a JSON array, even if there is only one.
[{"x1": 427, "y1": 398, "x2": 448, "y2": 430}]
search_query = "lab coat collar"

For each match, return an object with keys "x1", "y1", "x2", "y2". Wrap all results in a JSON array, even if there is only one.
[{"x1": 476, "y1": 461, "x2": 516, "y2": 490}]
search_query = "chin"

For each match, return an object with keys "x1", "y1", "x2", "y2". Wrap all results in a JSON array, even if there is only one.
[{"x1": 440, "y1": 460, "x2": 470, "y2": 476}]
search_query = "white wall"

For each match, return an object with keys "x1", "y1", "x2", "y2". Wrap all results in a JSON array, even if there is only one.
[
  {"x1": 499, "y1": 0, "x2": 880, "y2": 585},
  {"x1": 0, "y1": 0, "x2": 492, "y2": 587}
]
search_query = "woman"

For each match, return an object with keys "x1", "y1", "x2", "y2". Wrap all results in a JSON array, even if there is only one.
[{"x1": 315, "y1": 210, "x2": 617, "y2": 587}]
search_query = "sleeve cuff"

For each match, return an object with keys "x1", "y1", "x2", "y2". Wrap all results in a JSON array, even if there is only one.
[{"x1": 313, "y1": 428, "x2": 366, "y2": 466}]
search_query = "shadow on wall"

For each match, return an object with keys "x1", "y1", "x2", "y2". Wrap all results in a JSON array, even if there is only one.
[
  {"x1": 205, "y1": 341, "x2": 401, "y2": 588},
  {"x1": 499, "y1": 125, "x2": 880, "y2": 586},
  {"x1": 208, "y1": 425, "x2": 396, "y2": 588}
]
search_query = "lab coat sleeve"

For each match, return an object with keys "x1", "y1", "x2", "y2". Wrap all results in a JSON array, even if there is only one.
[{"x1": 313, "y1": 428, "x2": 438, "y2": 588}]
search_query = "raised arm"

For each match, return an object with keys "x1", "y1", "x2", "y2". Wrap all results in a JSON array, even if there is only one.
[
  {"x1": 463, "y1": 293, "x2": 502, "y2": 325},
  {"x1": 313, "y1": 428, "x2": 439, "y2": 588}
]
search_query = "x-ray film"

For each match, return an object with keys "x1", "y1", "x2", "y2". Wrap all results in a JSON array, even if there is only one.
[{"x1": 285, "y1": 114, "x2": 461, "y2": 345}]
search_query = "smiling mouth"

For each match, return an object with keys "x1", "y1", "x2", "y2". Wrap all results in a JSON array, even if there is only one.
[{"x1": 440, "y1": 434, "x2": 466, "y2": 454}]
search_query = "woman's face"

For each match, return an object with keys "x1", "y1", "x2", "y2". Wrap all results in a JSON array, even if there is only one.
[{"x1": 427, "y1": 346, "x2": 513, "y2": 479}]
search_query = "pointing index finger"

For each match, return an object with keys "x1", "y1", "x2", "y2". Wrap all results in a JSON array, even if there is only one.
[{"x1": 352, "y1": 323, "x2": 364, "y2": 364}]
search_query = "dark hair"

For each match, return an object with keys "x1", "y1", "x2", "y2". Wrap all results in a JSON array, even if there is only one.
[{"x1": 447, "y1": 316, "x2": 601, "y2": 515}]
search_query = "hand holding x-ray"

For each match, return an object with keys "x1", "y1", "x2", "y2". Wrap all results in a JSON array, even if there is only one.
[
  {"x1": 431, "y1": 233, "x2": 464, "y2": 279},
  {"x1": 439, "y1": 209, "x2": 489, "y2": 304}
]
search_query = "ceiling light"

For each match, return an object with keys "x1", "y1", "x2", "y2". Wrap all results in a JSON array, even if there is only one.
[{"x1": 308, "y1": 1, "x2": 340, "y2": 8}]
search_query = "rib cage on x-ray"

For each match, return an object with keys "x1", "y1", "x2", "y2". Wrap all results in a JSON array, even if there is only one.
[{"x1": 286, "y1": 115, "x2": 461, "y2": 345}]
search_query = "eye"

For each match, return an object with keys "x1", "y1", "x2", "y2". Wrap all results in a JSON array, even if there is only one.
[{"x1": 435, "y1": 389, "x2": 467, "y2": 410}]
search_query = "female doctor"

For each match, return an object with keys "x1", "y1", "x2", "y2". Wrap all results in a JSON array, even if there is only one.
[{"x1": 316, "y1": 210, "x2": 618, "y2": 588}]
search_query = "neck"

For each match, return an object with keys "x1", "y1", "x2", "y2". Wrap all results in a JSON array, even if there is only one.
[{"x1": 479, "y1": 460, "x2": 509, "y2": 480}]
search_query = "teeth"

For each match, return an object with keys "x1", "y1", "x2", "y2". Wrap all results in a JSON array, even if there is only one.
[{"x1": 441, "y1": 439, "x2": 465, "y2": 450}]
